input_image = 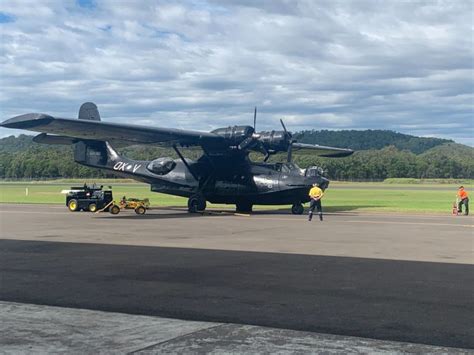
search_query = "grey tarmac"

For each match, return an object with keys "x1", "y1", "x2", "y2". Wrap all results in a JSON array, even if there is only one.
[
  {"x1": 0, "y1": 302, "x2": 467, "y2": 354},
  {"x1": 0, "y1": 203, "x2": 472, "y2": 263},
  {"x1": 0, "y1": 204, "x2": 473, "y2": 352}
]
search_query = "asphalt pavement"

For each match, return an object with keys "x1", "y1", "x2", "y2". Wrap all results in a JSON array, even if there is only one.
[{"x1": 0, "y1": 204, "x2": 473, "y2": 350}]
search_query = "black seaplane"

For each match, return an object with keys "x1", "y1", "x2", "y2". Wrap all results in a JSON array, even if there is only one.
[{"x1": 1, "y1": 103, "x2": 353, "y2": 214}]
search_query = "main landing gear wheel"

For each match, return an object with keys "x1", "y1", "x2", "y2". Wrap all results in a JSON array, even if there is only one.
[
  {"x1": 68, "y1": 199, "x2": 79, "y2": 212},
  {"x1": 291, "y1": 203, "x2": 304, "y2": 215},
  {"x1": 236, "y1": 202, "x2": 253, "y2": 213},
  {"x1": 188, "y1": 195, "x2": 206, "y2": 213}
]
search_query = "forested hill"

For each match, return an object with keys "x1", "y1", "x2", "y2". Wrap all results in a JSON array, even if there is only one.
[
  {"x1": 0, "y1": 134, "x2": 38, "y2": 153},
  {"x1": 0, "y1": 130, "x2": 453, "y2": 154},
  {"x1": 293, "y1": 130, "x2": 452, "y2": 154}
]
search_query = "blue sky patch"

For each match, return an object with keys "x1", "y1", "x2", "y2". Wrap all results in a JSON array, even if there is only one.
[
  {"x1": 0, "y1": 12, "x2": 15, "y2": 23},
  {"x1": 77, "y1": 0, "x2": 96, "y2": 9}
]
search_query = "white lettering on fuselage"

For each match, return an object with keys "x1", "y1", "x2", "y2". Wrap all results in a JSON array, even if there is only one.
[
  {"x1": 253, "y1": 176, "x2": 274, "y2": 189},
  {"x1": 113, "y1": 161, "x2": 141, "y2": 173}
]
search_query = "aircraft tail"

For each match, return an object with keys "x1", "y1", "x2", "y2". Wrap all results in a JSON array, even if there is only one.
[
  {"x1": 73, "y1": 102, "x2": 121, "y2": 167},
  {"x1": 78, "y1": 102, "x2": 101, "y2": 121},
  {"x1": 32, "y1": 102, "x2": 119, "y2": 168},
  {"x1": 32, "y1": 102, "x2": 102, "y2": 145}
]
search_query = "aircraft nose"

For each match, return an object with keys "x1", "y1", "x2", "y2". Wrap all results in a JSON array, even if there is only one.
[{"x1": 312, "y1": 176, "x2": 329, "y2": 190}]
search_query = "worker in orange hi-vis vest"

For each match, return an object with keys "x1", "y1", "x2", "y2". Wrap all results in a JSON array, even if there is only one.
[
  {"x1": 308, "y1": 183, "x2": 324, "y2": 221},
  {"x1": 457, "y1": 186, "x2": 469, "y2": 216}
]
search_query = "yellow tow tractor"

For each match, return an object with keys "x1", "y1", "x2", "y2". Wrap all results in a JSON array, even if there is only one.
[{"x1": 97, "y1": 197, "x2": 150, "y2": 215}]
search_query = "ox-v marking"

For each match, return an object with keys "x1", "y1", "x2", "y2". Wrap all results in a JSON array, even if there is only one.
[{"x1": 113, "y1": 161, "x2": 141, "y2": 173}]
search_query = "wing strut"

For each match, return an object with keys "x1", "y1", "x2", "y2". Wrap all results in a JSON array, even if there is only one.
[{"x1": 172, "y1": 144, "x2": 199, "y2": 182}]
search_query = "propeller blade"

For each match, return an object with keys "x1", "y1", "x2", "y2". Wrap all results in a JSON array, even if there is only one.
[
  {"x1": 280, "y1": 118, "x2": 287, "y2": 133},
  {"x1": 253, "y1": 107, "x2": 257, "y2": 130},
  {"x1": 280, "y1": 118, "x2": 292, "y2": 140},
  {"x1": 287, "y1": 143, "x2": 293, "y2": 162},
  {"x1": 279, "y1": 119, "x2": 294, "y2": 162}
]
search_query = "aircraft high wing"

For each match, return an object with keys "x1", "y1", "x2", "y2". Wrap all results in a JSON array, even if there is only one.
[
  {"x1": 1, "y1": 103, "x2": 353, "y2": 159},
  {"x1": 1, "y1": 113, "x2": 225, "y2": 148}
]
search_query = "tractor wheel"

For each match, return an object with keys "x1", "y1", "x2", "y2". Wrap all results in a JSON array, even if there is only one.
[
  {"x1": 110, "y1": 205, "x2": 120, "y2": 215},
  {"x1": 291, "y1": 203, "x2": 304, "y2": 215},
  {"x1": 88, "y1": 203, "x2": 97, "y2": 212},
  {"x1": 236, "y1": 202, "x2": 253, "y2": 213},
  {"x1": 68, "y1": 199, "x2": 79, "y2": 212},
  {"x1": 188, "y1": 195, "x2": 206, "y2": 213},
  {"x1": 135, "y1": 206, "x2": 146, "y2": 215}
]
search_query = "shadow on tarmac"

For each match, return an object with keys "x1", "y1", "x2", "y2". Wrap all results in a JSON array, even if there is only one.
[
  {"x1": 1, "y1": 239, "x2": 472, "y2": 349},
  {"x1": 98, "y1": 205, "x2": 382, "y2": 220}
]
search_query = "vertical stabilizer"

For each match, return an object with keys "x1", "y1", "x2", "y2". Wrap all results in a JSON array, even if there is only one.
[{"x1": 78, "y1": 102, "x2": 101, "y2": 121}]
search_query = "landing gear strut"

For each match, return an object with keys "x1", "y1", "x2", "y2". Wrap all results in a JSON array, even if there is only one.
[
  {"x1": 291, "y1": 203, "x2": 304, "y2": 215},
  {"x1": 188, "y1": 194, "x2": 206, "y2": 213}
]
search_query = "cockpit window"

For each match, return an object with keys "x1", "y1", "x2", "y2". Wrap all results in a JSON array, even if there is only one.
[
  {"x1": 275, "y1": 162, "x2": 302, "y2": 175},
  {"x1": 306, "y1": 166, "x2": 325, "y2": 177}
]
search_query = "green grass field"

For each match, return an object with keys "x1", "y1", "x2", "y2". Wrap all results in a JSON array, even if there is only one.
[{"x1": 0, "y1": 180, "x2": 469, "y2": 213}]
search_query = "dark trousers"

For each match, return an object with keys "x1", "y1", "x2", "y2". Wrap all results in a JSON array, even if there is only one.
[
  {"x1": 308, "y1": 198, "x2": 322, "y2": 220},
  {"x1": 458, "y1": 198, "x2": 469, "y2": 215}
]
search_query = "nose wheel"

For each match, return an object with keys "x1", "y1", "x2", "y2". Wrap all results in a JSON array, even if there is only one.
[
  {"x1": 291, "y1": 203, "x2": 304, "y2": 215},
  {"x1": 188, "y1": 194, "x2": 207, "y2": 213}
]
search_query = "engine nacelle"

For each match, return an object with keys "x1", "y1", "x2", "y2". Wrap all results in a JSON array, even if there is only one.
[
  {"x1": 211, "y1": 125, "x2": 254, "y2": 145},
  {"x1": 146, "y1": 157, "x2": 176, "y2": 175},
  {"x1": 257, "y1": 130, "x2": 289, "y2": 151}
]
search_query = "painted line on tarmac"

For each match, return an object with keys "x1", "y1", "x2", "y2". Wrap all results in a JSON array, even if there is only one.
[
  {"x1": 0, "y1": 210, "x2": 69, "y2": 215},
  {"x1": 245, "y1": 216, "x2": 473, "y2": 228},
  {"x1": 343, "y1": 220, "x2": 474, "y2": 228},
  {"x1": 1, "y1": 209, "x2": 472, "y2": 228}
]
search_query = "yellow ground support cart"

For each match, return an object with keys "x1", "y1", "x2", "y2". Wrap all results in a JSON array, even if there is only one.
[{"x1": 98, "y1": 197, "x2": 150, "y2": 215}]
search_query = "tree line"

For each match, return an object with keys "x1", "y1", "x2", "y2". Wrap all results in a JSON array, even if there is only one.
[{"x1": 0, "y1": 134, "x2": 472, "y2": 180}]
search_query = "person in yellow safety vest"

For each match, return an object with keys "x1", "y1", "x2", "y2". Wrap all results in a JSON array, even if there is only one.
[
  {"x1": 457, "y1": 186, "x2": 469, "y2": 215},
  {"x1": 308, "y1": 183, "x2": 324, "y2": 221}
]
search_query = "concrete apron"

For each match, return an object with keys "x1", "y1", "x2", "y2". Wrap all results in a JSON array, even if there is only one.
[{"x1": 0, "y1": 301, "x2": 466, "y2": 354}]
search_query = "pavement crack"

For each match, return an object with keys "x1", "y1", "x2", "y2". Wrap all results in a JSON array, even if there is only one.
[{"x1": 127, "y1": 323, "x2": 224, "y2": 354}]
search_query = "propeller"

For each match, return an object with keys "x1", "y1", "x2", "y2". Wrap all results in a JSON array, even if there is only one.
[
  {"x1": 280, "y1": 119, "x2": 294, "y2": 162},
  {"x1": 238, "y1": 106, "x2": 261, "y2": 151},
  {"x1": 253, "y1": 107, "x2": 257, "y2": 131}
]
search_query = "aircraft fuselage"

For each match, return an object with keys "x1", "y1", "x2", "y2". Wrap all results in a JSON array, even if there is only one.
[{"x1": 75, "y1": 141, "x2": 328, "y2": 207}]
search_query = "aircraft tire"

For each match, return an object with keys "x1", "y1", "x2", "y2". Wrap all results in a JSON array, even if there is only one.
[
  {"x1": 68, "y1": 199, "x2": 79, "y2": 212},
  {"x1": 188, "y1": 195, "x2": 206, "y2": 213},
  {"x1": 291, "y1": 203, "x2": 304, "y2": 215},
  {"x1": 236, "y1": 202, "x2": 253, "y2": 213}
]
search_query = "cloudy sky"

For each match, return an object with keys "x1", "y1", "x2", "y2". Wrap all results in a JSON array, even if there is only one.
[{"x1": 0, "y1": 0, "x2": 472, "y2": 145}]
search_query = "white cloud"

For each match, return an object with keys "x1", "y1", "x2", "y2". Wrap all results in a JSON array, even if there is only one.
[{"x1": 0, "y1": 0, "x2": 472, "y2": 145}]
